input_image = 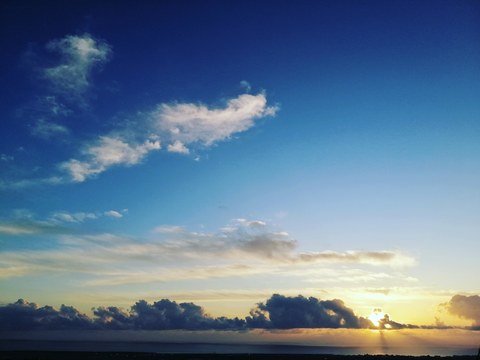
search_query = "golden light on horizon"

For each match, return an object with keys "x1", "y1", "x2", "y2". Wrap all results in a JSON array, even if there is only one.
[{"x1": 368, "y1": 308, "x2": 384, "y2": 328}]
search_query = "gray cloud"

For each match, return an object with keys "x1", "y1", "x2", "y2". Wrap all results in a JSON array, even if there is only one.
[
  {"x1": 1, "y1": 294, "x2": 442, "y2": 332},
  {"x1": 0, "y1": 299, "x2": 92, "y2": 331},
  {"x1": 246, "y1": 294, "x2": 373, "y2": 329},
  {"x1": 0, "y1": 295, "x2": 382, "y2": 331},
  {"x1": 443, "y1": 294, "x2": 480, "y2": 327}
]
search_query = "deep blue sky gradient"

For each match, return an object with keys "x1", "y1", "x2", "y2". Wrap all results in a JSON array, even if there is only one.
[{"x1": 0, "y1": 0, "x2": 479, "y2": 326}]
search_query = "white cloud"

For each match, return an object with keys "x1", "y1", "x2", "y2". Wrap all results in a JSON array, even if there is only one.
[
  {"x1": 0, "y1": 219, "x2": 63, "y2": 235},
  {"x1": 31, "y1": 119, "x2": 69, "y2": 139},
  {"x1": 44, "y1": 34, "x2": 111, "y2": 96},
  {"x1": 13, "y1": 33, "x2": 276, "y2": 186},
  {"x1": 153, "y1": 93, "x2": 278, "y2": 148},
  {"x1": 61, "y1": 136, "x2": 161, "y2": 182},
  {"x1": 51, "y1": 211, "x2": 97, "y2": 223},
  {"x1": 87, "y1": 136, "x2": 160, "y2": 166},
  {"x1": 167, "y1": 140, "x2": 190, "y2": 154},
  {"x1": 104, "y1": 210, "x2": 124, "y2": 218},
  {"x1": 153, "y1": 225, "x2": 185, "y2": 234},
  {"x1": 0, "y1": 209, "x2": 128, "y2": 235},
  {"x1": 0, "y1": 224, "x2": 38, "y2": 235},
  {"x1": 59, "y1": 92, "x2": 275, "y2": 182},
  {"x1": 50, "y1": 209, "x2": 128, "y2": 223}
]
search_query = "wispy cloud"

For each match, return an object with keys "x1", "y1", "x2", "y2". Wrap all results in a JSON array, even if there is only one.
[
  {"x1": 43, "y1": 34, "x2": 111, "y2": 97},
  {"x1": 61, "y1": 136, "x2": 161, "y2": 182},
  {"x1": 0, "y1": 154, "x2": 14, "y2": 162},
  {"x1": 297, "y1": 251, "x2": 416, "y2": 267},
  {"x1": 60, "y1": 92, "x2": 276, "y2": 183},
  {"x1": 30, "y1": 119, "x2": 69, "y2": 139},
  {"x1": 50, "y1": 211, "x2": 98, "y2": 223},
  {"x1": 0, "y1": 219, "x2": 415, "y2": 286},
  {"x1": 104, "y1": 209, "x2": 127, "y2": 218},
  {"x1": 1, "y1": 33, "x2": 277, "y2": 188},
  {"x1": 0, "y1": 208, "x2": 127, "y2": 235},
  {"x1": 0, "y1": 218, "x2": 65, "y2": 236},
  {"x1": 153, "y1": 93, "x2": 277, "y2": 152},
  {"x1": 48, "y1": 208, "x2": 128, "y2": 224}
]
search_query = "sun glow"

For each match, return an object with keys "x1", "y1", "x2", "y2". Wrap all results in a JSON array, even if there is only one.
[{"x1": 368, "y1": 308, "x2": 384, "y2": 328}]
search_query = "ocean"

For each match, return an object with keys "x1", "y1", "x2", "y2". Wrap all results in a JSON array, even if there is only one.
[{"x1": 0, "y1": 340, "x2": 478, "y2": 356}]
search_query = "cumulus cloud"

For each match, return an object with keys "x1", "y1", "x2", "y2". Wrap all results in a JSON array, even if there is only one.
[
  {"x1": 61, "y1": 136, "x2": 161, "y2": 182},
  {"x1": 443, "y1": 295, "x2": 480, "y2": 326},
  {"x1": 1, "y1": 294, "x2": 431, "y2": 331},
  {"x1": 0, "y1": 295, "x2": 387, "y2": 331},
  {"x1": 376, "y1": 313, "x2": 420, "y2": 330},
  {"x1": 129, "y1": 299, "x2": 244, "y2": 330},
  {"x1": 246, "y1": 294, "x2": 373, "y2": 329},
  {"x1": 167, "y1": 140, "x2": 190, "y2": 154},
  {"x1": 44, "y1": 34, "x2": 111, "y2": 96},
  {"x1": 0, "y1": 298, "x2": 244, "y2": 331},
  {"x1": 0, "y1": 299, "x2": 92, "y2": 330}
]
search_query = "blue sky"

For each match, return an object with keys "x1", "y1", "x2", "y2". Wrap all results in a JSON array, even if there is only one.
[{"x1": 1, "y1": 0, "x2": 480, "y2": 343}]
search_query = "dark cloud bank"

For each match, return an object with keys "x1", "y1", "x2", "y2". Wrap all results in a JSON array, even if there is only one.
[{"x1": 0, "y1": 294, "x2": 476, "y2": 331}]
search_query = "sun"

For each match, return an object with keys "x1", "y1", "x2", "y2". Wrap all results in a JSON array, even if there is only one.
[{"x1": 368, "y1": 308, "x2": 384, "y2": 328}]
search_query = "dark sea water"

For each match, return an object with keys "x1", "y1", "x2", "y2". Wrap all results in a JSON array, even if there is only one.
[{"x1": 0, "y1": 341, "x2": 477, "y2": 356}]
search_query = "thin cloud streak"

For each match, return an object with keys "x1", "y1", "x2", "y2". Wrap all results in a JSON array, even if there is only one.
[{"x1": 0, "y1": 219, "x2": 416, "y2": 286}]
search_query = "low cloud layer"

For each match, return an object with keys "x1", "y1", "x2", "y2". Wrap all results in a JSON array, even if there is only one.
[
  {"x1": 0, "y1": 294, "x2": 411, "y2": 331},
  {"x1": 0, "y1": 299, "x2": 92, "y2": 331},
  {"x1": 246, "y1": 294, "x2": 372, "y2": 329},
  {"x1": 1, "y1": 294, "x2": 462, "y2": 332}
]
